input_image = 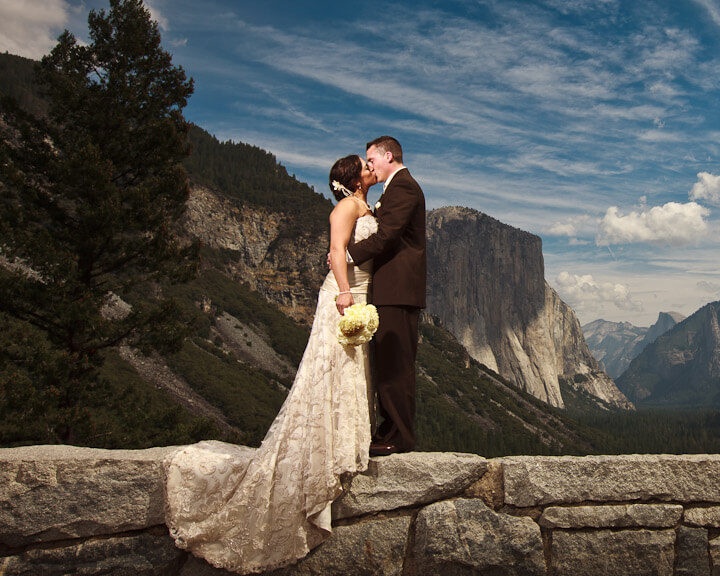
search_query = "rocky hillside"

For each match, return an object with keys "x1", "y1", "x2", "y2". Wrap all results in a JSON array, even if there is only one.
[
  {"x1": 616, "y1": 301, "x2": 720, "y2": 407},
  {"x1": 426, "y1": 206, "x2": 632, "y2": 411},
  {"x1": 183, "y1": 184, "x2": 328, "y2": 324},
  {"x1": 583, "y1": 312, "x2": 685, "y2": 379}
]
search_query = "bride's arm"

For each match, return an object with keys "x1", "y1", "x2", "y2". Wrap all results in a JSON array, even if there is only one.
[{"x1": 329, "y1": 199, "x2": 360, "y2": 315}]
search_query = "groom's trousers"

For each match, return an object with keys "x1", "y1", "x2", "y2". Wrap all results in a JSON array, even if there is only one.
[{"x1": 373, "y1": 305, "x2": 420, "y2": 452}]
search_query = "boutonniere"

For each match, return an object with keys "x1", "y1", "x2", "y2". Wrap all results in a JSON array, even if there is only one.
[{"x1": 375, "y1": 201, "x2": 381, "y2": 210}]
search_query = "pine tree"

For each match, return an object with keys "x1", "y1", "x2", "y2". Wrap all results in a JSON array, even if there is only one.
[{"x1": 0, "y1": 0, "x2": 197, "y2": 442}]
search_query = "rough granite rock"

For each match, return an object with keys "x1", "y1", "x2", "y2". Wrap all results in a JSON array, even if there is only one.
[
  {"x1": 414, "y1": 498, "x2": 546, "y2": 575},
  {"x1": 539, "y1": 504, "x2": 683, "y2": 528},
  {"x1": 179, "y1": 556, "x2": 235, "y2": 576},
  {"x1": 332, "y1": 452, "x2": 488, "y2": 520},
  {"x1": 710, "y1": 536, "x2": 720, "y2": 576},
  {"x1": 464, "y1": 460, "x2": 505, "y2": 509},
  {"x1": 184, "y1": 185, "x2": 327, "y2": 324},
  {"x1": 503, "y1": 454, "x2": 720, "y2": 507},
  {"x1": 425, "y1": 206, "x2": 631, "y2": 410},
  {"x1": 685, "y1": 506, "x2": 720, "y2": 527},
  {"x1": 0, "y1": 530, "x2": 183, "y2": 576},
  {"x1": 551, "y1": 529, "x2": 675, "y2": 576},
  {"x1": 268, "y1": 515, "x2": 412, "y2": 576},
  {"x1": 0, "y1": 444, "x2": 177, "y2": 547},
  {"x1": 675, "y1": 526, "x2": 710, "y2": 576}
]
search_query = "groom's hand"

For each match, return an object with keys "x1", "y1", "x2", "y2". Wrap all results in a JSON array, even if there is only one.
[
  {"x1": 327, "y1": 252, "x2": 332, "y2": 269},
  {"x1": 336, "y1": 293, "x2": 353, "y2": 315}
]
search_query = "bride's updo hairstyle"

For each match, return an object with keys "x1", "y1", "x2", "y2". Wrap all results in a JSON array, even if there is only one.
[{"x1": 329, "y1": 155, "x2": 362, "y2": 202}]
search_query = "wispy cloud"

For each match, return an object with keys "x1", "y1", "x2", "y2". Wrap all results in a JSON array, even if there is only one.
[{"x1": 689, "y1": 0, "x2": 720, "y2": 27}]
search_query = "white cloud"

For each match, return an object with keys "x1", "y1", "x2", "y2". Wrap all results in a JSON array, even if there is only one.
[
  {"x1": 554, "y1": 271, "x2": 643, "y2": 314},
  {"x1": 689, "y1": 171, "x2": 720, "y2": 205},
  {"x1": 596, "y1": 202, "x2": 710, "y2": 246},
  {"x1": 547, "y1": 222, "x2": 578, "y2": 236},
  {"x1": 0, "y1": 0, "x2": 69, "y2": 59},
  {"x1": 544, "y1": 215, "x2": 594, "y2": 237}
]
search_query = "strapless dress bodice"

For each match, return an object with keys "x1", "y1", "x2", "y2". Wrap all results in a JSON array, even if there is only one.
[{"x1": 322, "y1": 214, "x2": 377, "y2": 295}]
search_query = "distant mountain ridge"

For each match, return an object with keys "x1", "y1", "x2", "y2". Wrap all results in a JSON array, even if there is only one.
[
  {"x1": 616, "y1": 302, "x2": 720, "y2": 407},
  {"x1": 583, "y1": 312, "x2": 685, "y2": 379}
]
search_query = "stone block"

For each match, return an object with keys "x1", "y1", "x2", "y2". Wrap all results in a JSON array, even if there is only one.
[
  {"x1": 710, "y1": 536, "x2": 720, "y2": 576},
  {"x1": 414, "y1": 498, "x2": 546, "y2": 575},
  {"x1": 551, "y1": 529, "x2": 675, "y2": 576},
  {"x1": 685, "y1": 506, "x2": 720, "y2": 527},
  {"x1": 0, "y1": 530, "x2": 183, "y2": 576},
  {"x1": 503, "y1": 454, "x2": 720, "y2": 507},
  {"x1": 179, "y1": 555, "x2": 236, "y2": 575},
  {"x1": 0, "y1": 444, "x2": 178, "y2": 547},
  {"x1": 332, "y1": 452, "x2": 488, "y2": 520},
  {"x1": 675, "y1": 526, "x2": 710, "y2": 576},
  {"x1": 268, "y1": 515, "x2": 412, "y2": 576},
  {"x1": 464, "y1": 459, "x2": 504, "y2": 509},
  {"x1": 539, "y1": 504, "x2": 682, "y2": 528}
]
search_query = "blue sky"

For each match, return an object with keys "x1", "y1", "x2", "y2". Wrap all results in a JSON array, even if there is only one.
[{"x1": 3, "y1": 0, "x2": 720, "y2": 326}]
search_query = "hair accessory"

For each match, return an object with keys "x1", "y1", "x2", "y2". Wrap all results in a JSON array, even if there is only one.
[{"x1": 332, "y1": 180, "x2": 353, "y2": 198}]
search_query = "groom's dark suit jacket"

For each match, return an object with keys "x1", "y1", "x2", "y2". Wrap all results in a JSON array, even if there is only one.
[{"x1": 348, "y1": 168, "x2": 426, "y2": 308}]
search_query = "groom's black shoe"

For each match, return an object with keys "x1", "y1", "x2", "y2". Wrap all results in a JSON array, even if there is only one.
[{"x1": 369, "y1": 443, "x2": 399, "y2": 456}]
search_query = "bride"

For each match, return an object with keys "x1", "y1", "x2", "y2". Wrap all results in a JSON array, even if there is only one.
[{"x1": 164, "y1": 155, "x2": 378, "y2": 574}]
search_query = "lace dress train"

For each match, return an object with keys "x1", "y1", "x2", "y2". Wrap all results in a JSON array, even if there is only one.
[{"x1": 164, "y1": 215, "x2": 378, "y2": 574}]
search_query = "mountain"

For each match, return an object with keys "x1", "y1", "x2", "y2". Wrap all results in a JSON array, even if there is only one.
[
  {"x1": 616, "y1": 302, "x2": 720, "y2": 407},
  {"x1": 0, "y1": 51, "x2": 649, "y2": 457},
  {"x1": 639, "y1": 311, "x2": 687, "y2": 351},
  {"x1": 582, "y1": 319, "x2": 646, "y2": 379},
  {"x1": 583, "y1": 312, "x2": 685, "y2": 379},
  {"x1": 426, "y1": 206, "x2": 632, "y2": 411}
]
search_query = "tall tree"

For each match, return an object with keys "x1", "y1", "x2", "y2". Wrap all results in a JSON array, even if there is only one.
[{"x1": 0, "y1": 0, "x2": 197, "y2": 442}]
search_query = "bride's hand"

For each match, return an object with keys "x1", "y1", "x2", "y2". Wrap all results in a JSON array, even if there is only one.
[{"x1": 336, "y1": 292, "x2": 353, "y2": 315}]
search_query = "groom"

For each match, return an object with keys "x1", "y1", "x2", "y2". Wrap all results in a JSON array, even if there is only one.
[{"x1": 347, "y1": 136, "x2": 426, "y2": 455}]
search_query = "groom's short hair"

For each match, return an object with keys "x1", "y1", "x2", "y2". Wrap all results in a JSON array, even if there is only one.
[{"x1": 367, "y1": 136, "x2": 403, "y2": 164}]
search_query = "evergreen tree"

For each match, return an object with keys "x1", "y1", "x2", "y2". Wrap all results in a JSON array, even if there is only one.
[{"x1": 0, "y1": 0, "x2": 197, "y2": 442}]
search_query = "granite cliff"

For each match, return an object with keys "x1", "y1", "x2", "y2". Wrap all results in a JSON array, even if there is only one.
[{"x1": 425, "y1": 206, "x2": 631, "y2": 410}]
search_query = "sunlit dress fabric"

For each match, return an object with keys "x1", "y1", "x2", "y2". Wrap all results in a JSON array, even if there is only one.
[{"x1": 164, "y1": 214, "x2": 377, "y2": 574}]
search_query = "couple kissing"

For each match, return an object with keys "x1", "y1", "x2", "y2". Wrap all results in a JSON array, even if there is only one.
[{"x1": 165, "y1": 135, "x2": 426, "y2": 574}]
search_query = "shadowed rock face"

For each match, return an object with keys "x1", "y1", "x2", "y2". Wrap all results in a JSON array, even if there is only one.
[
  {"x1": 617, "y1": 301, "x2": 720, "y2": 407},
  {"x1": 426, "y1": 206, "x2": 631, "y2": 410}
]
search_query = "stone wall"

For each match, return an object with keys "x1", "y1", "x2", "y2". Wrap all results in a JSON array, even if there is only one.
[{"x1": 2, "y1": 445, "x2": 720, "y2": 575}]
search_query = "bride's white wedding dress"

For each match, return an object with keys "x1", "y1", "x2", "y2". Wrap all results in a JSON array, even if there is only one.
[{"x1": 164, "y1": 214, "x2": 378, "y2": 574}]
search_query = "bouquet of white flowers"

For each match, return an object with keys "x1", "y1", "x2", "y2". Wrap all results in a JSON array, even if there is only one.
[{"x1": 337, "y1": 303, "x2": 380, "y2": 346}]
